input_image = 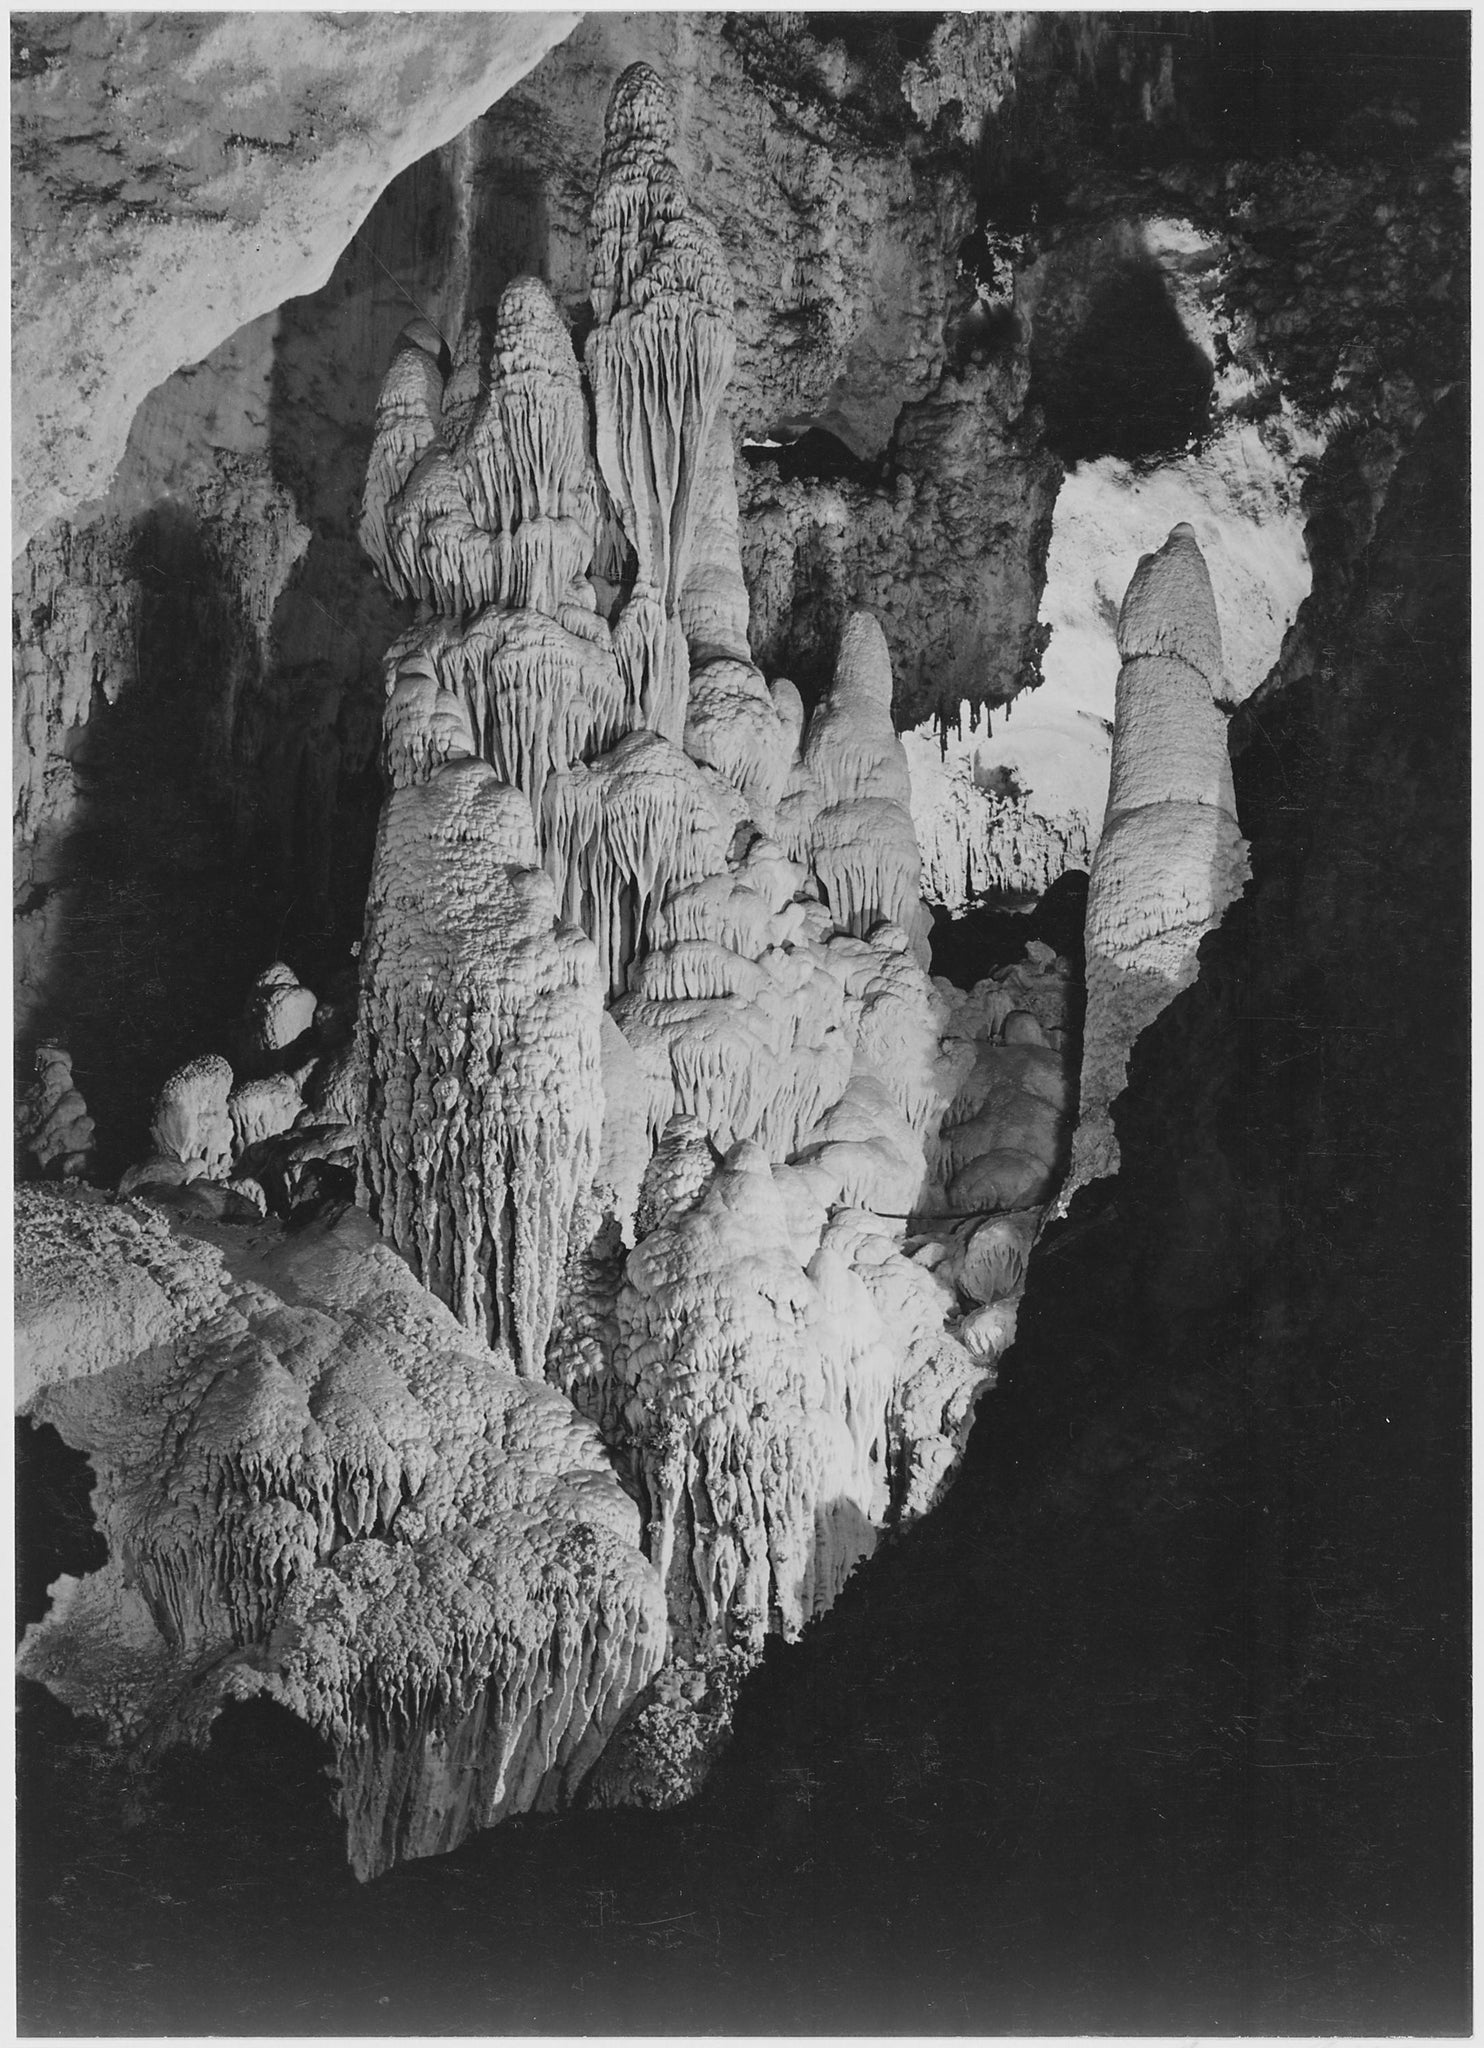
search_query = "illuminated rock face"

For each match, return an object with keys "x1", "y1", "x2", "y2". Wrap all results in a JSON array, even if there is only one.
[
  {"x1": 16, "y1": 1190, "x2": 665, "y2": 1881},
  {"x1": 346, "y1": 58, "x2": 1055, "y2": 1704},
  {"x1": 357, "y1": 759, "x2": 603, "y2": 1375},
  {"x1": 586, "y1": 62, "x2": 736, "y2": 742},
  {"x1": 1066, "y1": 524, "x2": 1250, "y2": 1196}
]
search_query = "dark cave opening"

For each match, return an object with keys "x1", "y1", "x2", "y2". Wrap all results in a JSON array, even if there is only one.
[
  {"x1": 16, "y1": 1420, "x2": 106, "y2": 1633},
  {"x1": 740, "y1": 423, "x2": 879, "y2": 486},
  {"x1": 800, "y1": 12, "x2": 943, "y2": 66},
  {"x1": 929, "y1": 866, "x2": 1090, "y2": 992},
  {"x1": 31, "y1": 504, "x2": 288, "y2": 1179},
  {"x1": 1029, "y1": 261, "x2": 1214, "y2": 467}
]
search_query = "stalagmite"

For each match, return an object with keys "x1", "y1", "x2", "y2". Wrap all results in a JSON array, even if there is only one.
[
  {"x1": 19, "y1": 49, "x2": 1138, "y2": 1863},
  {"x1": 683, "y1": 656, "x2": 795, "y2": 816},
  {"x1": 678, "y1": 409, "x2": 755, "y2": 668},
  {"x1": 360, "y1": 318, "x2": 447, "y2": 599},
  {"x1": 227, "y1": 1072, "x2": 305, "y2": 1157},
  {"x1": 381, "y1": 635, "x2": 480, "y2": 792},
  {"x1": 149, "y1": 1055, "x2": 235, "y2": 1181},
  {"x1": 613, "y1": 1143, "x2": 893, "y2": 1653},
  {"x1": 239, "y1": 963, "x2": 318, "y2": 1068},
  {"x1": 782, "y1": 613, "x2": 933, "y2": 964},
  {"x1": 461, "y1": 279, "x2": 594, "y2": 571},
  {"x1": 357, "y1": 758, "x2": 603, "y2": 1373},
  {"x1": 586, "y1": 63, "x2": 736, "y2": 740},
  {"x1": 1066, "y1": 524, "x2": 1250, "y2": 1196},
  {"x1": 18, "y1": 1044, "x2": 94, "y2": 1179}
]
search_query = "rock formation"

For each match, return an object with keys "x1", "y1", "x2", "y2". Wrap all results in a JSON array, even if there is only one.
[
  {"x1": 343, "y1": 50, "x2": 1086, "y2": 1784},
  {"x1": 357, "y1": 760, "x2": 603, "y2": 1374},
  {"x1": 16, "y1": 1189, "x2": 666, "y2": 1881},
  {"x1": 10, "y1": 12, "x2": 1468, "y2": 2023},
  {"x1": 1065, "y1": 524, "x2": 1250, "y2": 1195},
  {"x1": 17, "y1": 1044, "x2": 94, "y2": 1180},
  {"x1": 17, "y1": 42, "x2": 1096, "y2": 1871},
  {"x1": 12, "y1": 12, "x2": 580, "y2": 552},
  {"x1": 586, "y1": 62, "x2": 736, "y2": 740}
]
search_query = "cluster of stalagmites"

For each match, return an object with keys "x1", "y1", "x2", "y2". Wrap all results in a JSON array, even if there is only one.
[
  {"x1": 337, "y1": 61, "x2": 1086, "y2": 1829},
  {"x1": 19, "y1": 61, "x2": 1248, "y2": 1875},
  {"x1": 111, "y1": 960, "x2": 358, "y2": 1222}
]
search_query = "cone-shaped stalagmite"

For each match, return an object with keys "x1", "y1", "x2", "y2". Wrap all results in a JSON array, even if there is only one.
[{"x1": 1067, "y1": 522, "x2": 1251, "y2": 1194}]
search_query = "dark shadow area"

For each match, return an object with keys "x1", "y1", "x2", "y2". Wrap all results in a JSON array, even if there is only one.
[
  {"x1": 15, "y1": 1422, "x2": 105, "y2": 1636},
  {"x1": 251, "y1": 148, "x2": 464, "y2": 987},
  {"x1": 772, "y1": 520, "x2": 856, "y2": 720},
  {"x1": 467, "y1": 158, "x2": 552, "y2": 317},
  {"x1": 930, "y1": 866, "x2": 1089, "y2": 988},
  {"x1": 804, "y1": 12, "x2": 943, "y2": 65},
  {"x1": 1193, "y1": 11, "x2": 1472, "y2": 164},
  {"x1": 741, "y1": 424, "x2": 880, "y2": 486},
  {"x1": 1030, "y1": 260, "x2": 1214, "y2": 466},
  {"x1": 30, "y1": 504, "x2": 289, "y2": 1179},
  {"x1": 986, "y1": 11, "x2": 1471, "y2": 208}
]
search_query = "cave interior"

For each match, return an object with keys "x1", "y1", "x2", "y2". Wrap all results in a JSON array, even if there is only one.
[{"x1": 11, "y1": 9, "x2": 1470, "y2": 2035}]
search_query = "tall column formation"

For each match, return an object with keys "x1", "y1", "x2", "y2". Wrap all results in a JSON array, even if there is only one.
[
  {"x1": 586, "y1": 62, "x2": 736, "y2": 741},
  {"x1": 357, "y1": 759, "x2": 603, "y2": 1373},
  {"x1": 1067, "y1": 523, "x2": 1250, "y2": 1194}
]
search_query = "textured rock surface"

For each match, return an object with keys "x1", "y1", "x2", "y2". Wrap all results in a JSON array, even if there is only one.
[
  {"x1": 1065, "y1": 526, "x2": 1250, "y2": 1196},
  {"x1": 339, "y1": 61, "x2": 1055, "y2": 1739},
  {"x1": 357, "y1": 760, "x2": 602, "y2": 1372},
  {"x1": 12, "y1": 10, "x2": 579, "y2": 551},
  {"x1": 17, "y1": 1043, "x2": 95, "y2": 1180},
  {"x1": 17, "y1": 1190, "x2": 665, "y2": 1879}
]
